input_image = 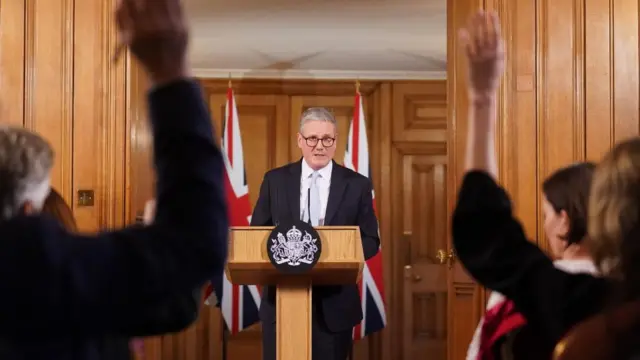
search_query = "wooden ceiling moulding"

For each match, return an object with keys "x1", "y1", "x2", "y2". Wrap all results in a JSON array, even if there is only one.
[{"x1": 198, "y1": 78, "x2": 382, "y2": 96}]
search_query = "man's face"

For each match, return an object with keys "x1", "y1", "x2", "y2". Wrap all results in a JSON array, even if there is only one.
[{"x1": 297, "y1": 120, "x2": 337, "y2": 170}]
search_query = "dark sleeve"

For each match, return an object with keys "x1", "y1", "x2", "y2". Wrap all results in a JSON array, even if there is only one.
[
  {"x1": 358, "y1": 179, "x2": 380, "y2": 260},
  {"x1": 250, "y1": 173, "x2": 273, "y2": 226},
  {"x1": 452, "y1": 171, "x2": 609, "y2": 344},
  {"x1": 120, "y1": 288, "x2": 203, "y2": 336},
  {"x1": 0, "y1": 79, "x2": 228, "y2": 336}
]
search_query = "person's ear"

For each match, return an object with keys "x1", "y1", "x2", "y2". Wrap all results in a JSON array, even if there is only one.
[
  {"x1": 558, "y1": 209, "x2": 570, "y2": 237},
  {"x1": 297, "y1": 133, "x2": 304, "y2": 150}
]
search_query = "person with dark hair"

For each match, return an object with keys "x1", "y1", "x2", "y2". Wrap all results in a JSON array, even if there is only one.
[
  {"x1": 542, "y1": 162, "x2": 596, "y2": 253},
  {"x1": 541, "y1": 162, "x2": 596, "y2": 259},
  {"x1": 466, "y1": 163, "x2": 598, "y2": 360}
]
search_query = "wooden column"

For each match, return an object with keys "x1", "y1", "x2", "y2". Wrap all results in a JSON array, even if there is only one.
[{"x1": 276, "y1": 283, "x2": 313, "y2": 360}]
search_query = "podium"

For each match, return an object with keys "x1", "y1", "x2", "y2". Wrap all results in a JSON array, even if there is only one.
[{"x1": 226, "y1": 225, "x2": 364, "y2": 360}]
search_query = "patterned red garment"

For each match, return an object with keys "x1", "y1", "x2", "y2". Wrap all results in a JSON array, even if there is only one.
[
  {"x1": 476, "y1": 299, "x2": 526, "y2": 359},
  {"x1": 466, "y1": 259, "x2": 598, "y2": 360}
]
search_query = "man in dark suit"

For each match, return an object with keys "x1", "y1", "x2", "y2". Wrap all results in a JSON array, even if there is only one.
[
  {"x1": 0, "y1": 0, "x2": 227, "y2": 357},
  {"x1": 251, "y1": 107, "x2": 380, "y2": 360}
]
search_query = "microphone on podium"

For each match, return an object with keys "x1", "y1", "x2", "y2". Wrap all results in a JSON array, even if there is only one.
[{"x1": 307, "y1": 188, "x2": 312, "y2": 225}]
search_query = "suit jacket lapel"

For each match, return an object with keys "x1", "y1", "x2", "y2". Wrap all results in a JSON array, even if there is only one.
[
  {"x1": 287, "y1": 159, "x2": 302, "y2": 221},
  {"x1": 325, "y1": 161, "x2": 347, "y2": 225}
]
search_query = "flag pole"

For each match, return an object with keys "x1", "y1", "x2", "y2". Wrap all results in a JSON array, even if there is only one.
[
  {"x1": 228, "y1": 73, "x2": 232, "y2": 88},
  {"x1": 349, "y1": 77, "x2": 359, "y2": 360}
]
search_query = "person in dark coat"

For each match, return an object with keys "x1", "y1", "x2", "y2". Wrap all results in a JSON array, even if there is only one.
[
  {"x1": 251, "y1": 107, "x2": 380, "y2": 360},
  {"x1": 0, "y1": 0, "x2": 227, "y2": 358}
]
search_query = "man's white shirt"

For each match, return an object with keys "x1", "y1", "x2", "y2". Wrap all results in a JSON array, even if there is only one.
[{"x1": 300, "y1": 159, "x2": 332, "y2": 225}]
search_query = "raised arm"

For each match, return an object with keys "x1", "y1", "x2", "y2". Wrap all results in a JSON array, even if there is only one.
[
  {"x1": 452, "y1": 171, "x2": 608, "y2": 344},
  {"x1": 116, "y1": 201, "x2": 205, "y2": 336},
  {"x1": 0, "y1": 0, "x2": 228, "y2": 336},
  {"x1": 458, "y1": 11, "x2": 502, "y2": 176}
]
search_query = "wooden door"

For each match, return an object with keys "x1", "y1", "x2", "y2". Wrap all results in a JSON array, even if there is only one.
[{"x1": 387, "y1": 82, "x2": 450, "y2": 360}]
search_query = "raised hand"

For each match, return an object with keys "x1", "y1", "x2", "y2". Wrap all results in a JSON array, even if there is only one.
[
  {"x1": 458, "y1": 10, "x2": 505, "y2": 94},
  {"x1": 115, "y1": 0, "x2": 189, "y2": 85}
]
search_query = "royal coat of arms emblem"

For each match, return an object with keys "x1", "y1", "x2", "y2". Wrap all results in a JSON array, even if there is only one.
[{"x1": 266, "y1": 220, "x2": 322, "y2": 273}]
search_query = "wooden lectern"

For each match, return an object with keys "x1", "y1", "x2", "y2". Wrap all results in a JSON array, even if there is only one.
[{"x1": 226, "y1": 226, "x2": 364, "y2": 360}]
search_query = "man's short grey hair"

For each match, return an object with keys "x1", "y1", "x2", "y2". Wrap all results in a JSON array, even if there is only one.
[
  {"x1": 299, "y1": 107, "x2": 337, "y2": 132},
  {"x1": 0, "y1": 127, "x2": 53, "y2": 220}
]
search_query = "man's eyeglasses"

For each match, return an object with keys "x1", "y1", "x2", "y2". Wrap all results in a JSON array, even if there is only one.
[{"x1": 301, "y1": 135, "x2": 335, "y2": 147}]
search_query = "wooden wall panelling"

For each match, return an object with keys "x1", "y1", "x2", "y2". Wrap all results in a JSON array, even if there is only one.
[
  {"x1": 0, "y1": 0, "x2": 26, "y2": 127},
  {"x1": 447, "y1": 0, "x2": 486, "y2": 359},
  {"x1": 23, "y1": 0, "x2": 75, "y2": 205},
  {"x1": 372, "y1": 83, "x2": 393, "y2": 360},
  {"x1": 582, "y1": 0, "x2": 640, "y2": 160},
  {"x1": 0, "y1": 0, "x2": 128, "y2": 231},
  {"x1": 585, "y1": 0, "x2": 615, "y2": 161},
  {"x1": 73, "y1": 0, "x2": 128, "y2": 231},
  {"x1": 491, "y1": 0, "x2": 640, "y2": 253}
]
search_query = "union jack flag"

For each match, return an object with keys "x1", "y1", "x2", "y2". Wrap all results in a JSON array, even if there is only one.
[
  {"x1": 204, "y1": 85, "x2": 261, "y2": 334},
  {"x1": 343, "y1": 90, "x2": 387, "y2": 340}
]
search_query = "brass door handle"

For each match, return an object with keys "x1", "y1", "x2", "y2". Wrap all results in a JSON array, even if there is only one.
[{"x1": 436, "y1": 249, "x2": 456, "y2": 268}]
